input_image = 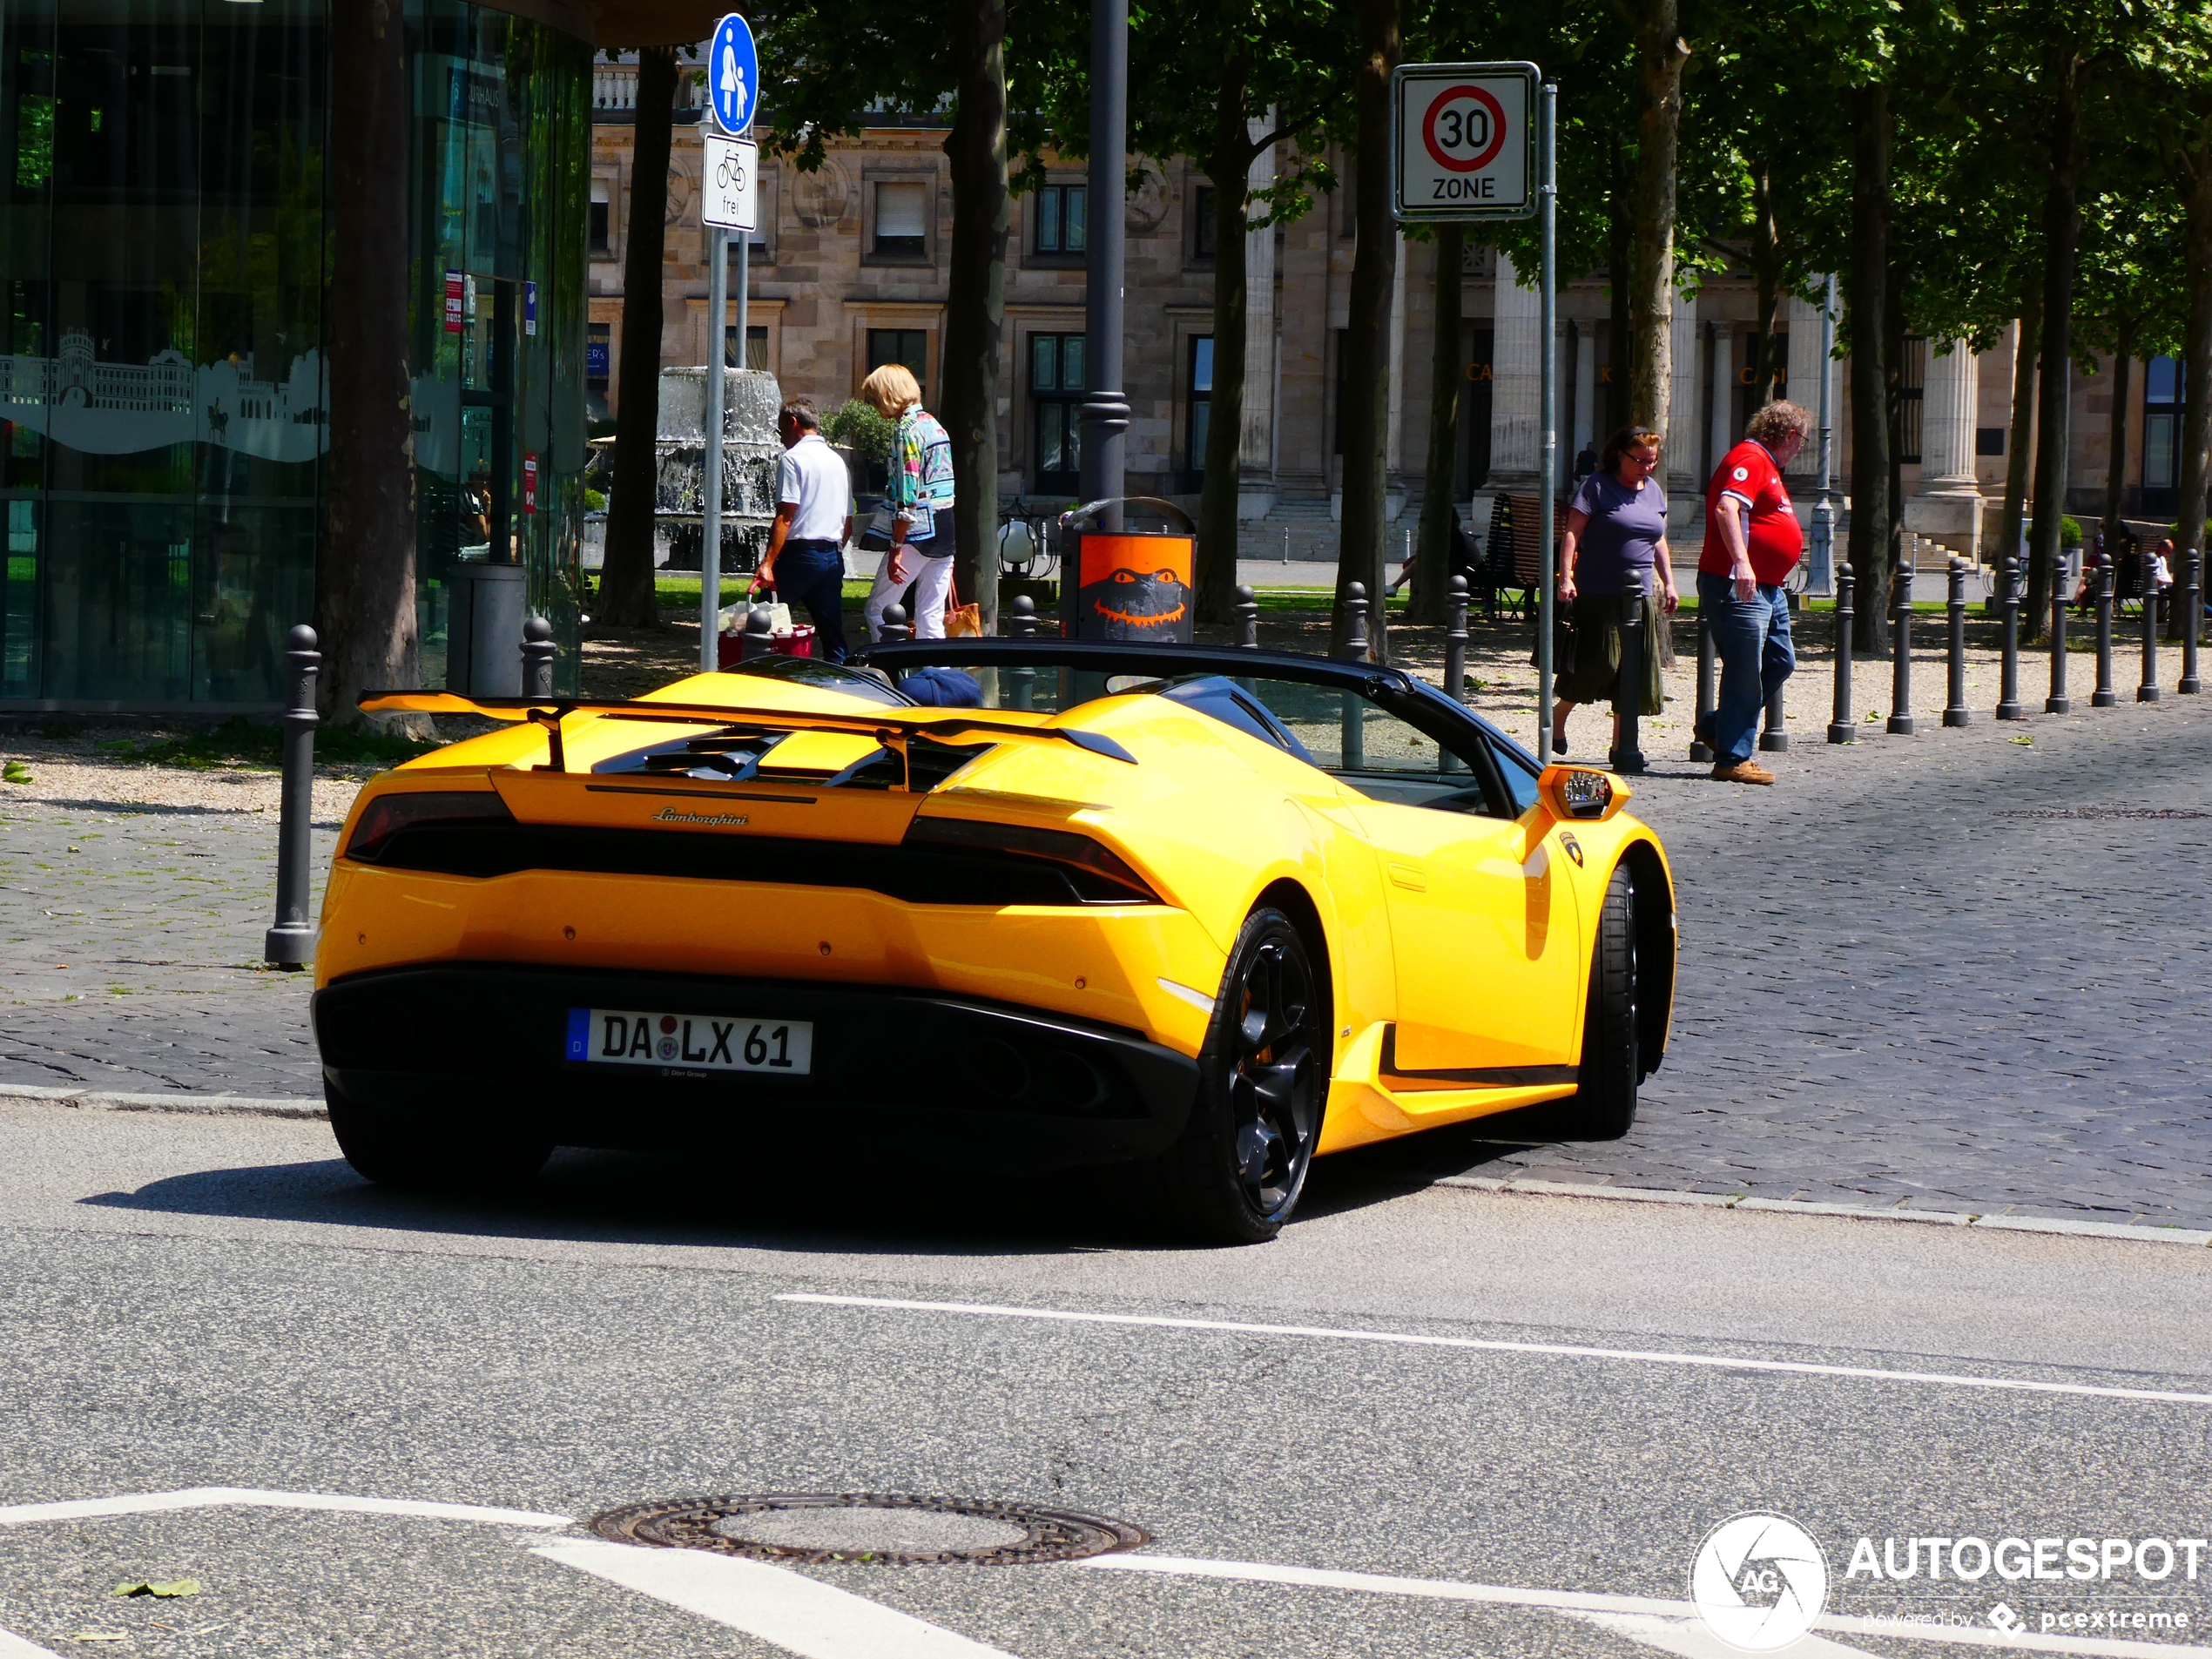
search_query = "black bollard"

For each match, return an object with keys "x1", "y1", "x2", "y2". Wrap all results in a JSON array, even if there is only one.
[
  {"x1": 263, "y1": 624, "x2": 320, "y2": 969},
  {"x1": 1888, "y1": 564, "x2": 1915, "y2": 735},
  {"x1": 1610, "y1": 580, "x2": 1649, "y2": 774},
  {"x1": 1827, "y1": 563, "x2": 1856, "y2": 743},
  {"x1": 1758, "y1": 673, "x2": 1789, "y2": 753},
  {"x1": 739, "y1": 602, "x2": 777, "y2": 662},
  {"x1": 2046, "y1": 547, "x2": 2072, "y2": 713},
  {"x1": 1338, "y1": 582, "x2": 1372, "y2": 661},
  {"x1": 2182, "y1": 548, "x2": 2203, "y2": 695},
  {"x1": 2140, "y1": 552, "x2": 2163, "y2": 704},
  {"x1": 1443, "y1": 576, "x2": 1468, "y2": 703},
  {"x1": 1234, "y1": 583, "x2": 1260, "y2": 650},
  {"x1": 522, "y1": 615, "x2": 556, "y2": 698},
  {"x1": 881, "y1": 602, "x2": 912, "y2": 644},
  {"x1": 1007, "y1": 595, "x2": 1037, "y2": 710},
  {"x1": 2092, "y1": 551, "x2": 2116, "y2": 708},
  {"x1": 1996, "y1": 554, "x2": 2024, "y2": 721},
  {"x1": 1942, "y1": 555, "x2": 1972, "y2": 727},
  {"x1": 1691, "y1": 614, "x2": 1717, "y2": 761}
]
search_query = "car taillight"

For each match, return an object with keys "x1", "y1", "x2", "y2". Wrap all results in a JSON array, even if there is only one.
[
  {"x1": 904, "y1": 815, "x2": 1161, "y2": 904},
  {"x1": 345, "y1": 790, "x2": 515, "y2": 861}
]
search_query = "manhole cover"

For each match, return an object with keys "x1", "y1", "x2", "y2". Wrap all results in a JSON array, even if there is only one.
[{"x1": 589, "y1": 1494, "x2": 1148, "y2": 1566}]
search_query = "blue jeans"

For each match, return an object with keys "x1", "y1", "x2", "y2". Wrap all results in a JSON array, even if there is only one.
[
  {"x1": 773, "y1": 540, "x2": 848, "y2": 663},
  {"x1": 1696, "y1": 572, "x2": 1794, "y2": 765}
]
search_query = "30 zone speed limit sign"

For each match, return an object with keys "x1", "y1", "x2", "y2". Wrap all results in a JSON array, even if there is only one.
[{"x1": 1392, "y1": 62, "x2": 1538, "y2": 221}]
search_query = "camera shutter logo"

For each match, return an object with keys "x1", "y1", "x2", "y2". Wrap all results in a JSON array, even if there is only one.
[{"x1": 1689, "y1": 1513, "x2": 1830, "y2": 1651}]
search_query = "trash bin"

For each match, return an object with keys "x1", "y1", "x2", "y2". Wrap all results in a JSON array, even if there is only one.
[
  {"x1": 1058, "y1": 497, "x2": 1197, "y2": 644},
  {"x1": 445, "y1": 563, "x2": 527, "y2": 696}
]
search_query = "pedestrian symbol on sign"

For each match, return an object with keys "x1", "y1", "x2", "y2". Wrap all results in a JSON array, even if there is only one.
[{"x1": 706, "y1": 14, "x2": 759, "y2": 138}]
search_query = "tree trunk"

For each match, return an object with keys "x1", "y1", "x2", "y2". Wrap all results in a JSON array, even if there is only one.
[
  {"x1": 1411, "y1": 224, "x2": 1464, "y2": 628},
  {"x1": 1750, "y1": 160, "x2": 1782, "y2": 404},
  {"x1": 941, "y1": 0, "x2": 1009, "y2": 632},
  {"x1": 1845, "y1": 81, "x2": 1892, "y2": 655},
  {"x1": 1332, "y1": 0, "x2": 1399, "y2": 661},
  {"x1": 1998, "y1": 274, "x2": 2040, "y2": 632},
  {"x1": 318, "y1": 0, "x2": 419, "y2": 725},
  {"x1": 1605, "y1": 136, "x2": 1633, "y2": 435},
  {"x1": 597, "y1": 46, "x2": 678, "y2": 631},
  {"x1": 1628, "y1": 10, "x2": 1688, "y2": 433},
  {"x1": 2098, "y1": 314, "x2": 2134, "y2": 568},
  {"x1": 1886, "y1": 248, "x2": 1907, "y2": 624},
  {"x1": 2027, "y1": 46, "x2": 2085, "y2": 636},
  {"x1": 1195, "y1": 60, "x2": 1252, "y2": 628},
  {"x1": 2175, "y1": 157, "x2": 2212, "y2": 625}
]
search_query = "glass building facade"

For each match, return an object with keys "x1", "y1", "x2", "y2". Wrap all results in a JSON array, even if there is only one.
[{"x1": 0, "y1": 0, "x2": 588, "y2": 710}]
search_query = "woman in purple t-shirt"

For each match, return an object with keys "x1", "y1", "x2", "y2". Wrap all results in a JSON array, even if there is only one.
[{"x1": 1553, "y1": 425, "x2": 1681, "y2": 756}]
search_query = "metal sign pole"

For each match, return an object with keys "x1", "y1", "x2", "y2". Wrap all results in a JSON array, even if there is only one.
[
  {"x1": 701, "y1": 224, "x2": 727, "y2": 670},
  {"x1": 1536, "y1": 83, "x2": 1557, "y2": 767}
]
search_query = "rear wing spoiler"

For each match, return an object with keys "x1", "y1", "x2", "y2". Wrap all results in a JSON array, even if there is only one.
[{"x1": 356, "y1": 691, "x2": 1137, "y2": 772}]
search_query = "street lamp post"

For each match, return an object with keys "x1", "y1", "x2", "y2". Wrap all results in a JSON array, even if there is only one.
[{"x1": 1078, "y1": 0, "x2": 1129, "y2": 532}]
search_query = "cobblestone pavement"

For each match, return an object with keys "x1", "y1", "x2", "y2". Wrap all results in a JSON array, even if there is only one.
[{"x1": 5, "y1": 672, "x2": 2209, "y2": 1227}]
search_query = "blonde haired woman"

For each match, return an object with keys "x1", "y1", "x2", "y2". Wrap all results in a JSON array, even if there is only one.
[{"x1": 858, "y1": 363, "x2": 957, "y2": 639}]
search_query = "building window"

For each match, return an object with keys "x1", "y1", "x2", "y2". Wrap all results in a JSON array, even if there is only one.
[
  {"x1": 867, "y1": 327, "x2": 929, "y2": 404},
  {"x1": 2144, "y1": 354, "x2": 2184, "y2": 506},
  {"x1": 1031, "y1": 333, "x2": 1085, "y2": 495},
  {"x1": 1191, "y1": 185, "x2": 1217, "y2": 262},
  {"x1": 590, "y1": 183, "x2": 611, "y2": 254},
  {"x1": 724, "y1": 323, "x2": 769, "y2": 370},
  {"x1": 1186, "y1": 335, "x2": 1214, "y2": 475},
  {"x1": 1895, "y1": 335, "x2": 1925, "y2": 465},
  {"x1": 1035, "y1": 183, "x2": 1086, "y2": 254},
  {"x1": 873, "y1": 180, "x2": 928, "y2": 257}
]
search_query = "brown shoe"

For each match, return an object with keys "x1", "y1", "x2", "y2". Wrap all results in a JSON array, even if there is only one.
[{"x1": 1711, "y1": 759, "x2": 1776, "y2": 786}]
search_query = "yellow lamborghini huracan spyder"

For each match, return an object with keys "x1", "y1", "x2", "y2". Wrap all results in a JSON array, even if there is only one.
[{"x1": 314, "y1": 639, "x2": 1675, "y2": 1241}]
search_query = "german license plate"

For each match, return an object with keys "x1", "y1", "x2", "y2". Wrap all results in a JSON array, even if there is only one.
[{"x1": 567, "y1": 1008, "x2": 813, "y2": 1076}]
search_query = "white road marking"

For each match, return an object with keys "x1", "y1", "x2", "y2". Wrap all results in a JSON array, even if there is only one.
[
  {"x1": 1563, "y1": 1608, "x2": 1878, "y2": 1657},
  {"x1": 777, "y1": 1293, "x2": 2212, "y2": 1408},
  {"x1": 0, "y1": 1629, "x2": 64, "y2": 1658},
  {"x1": 0, "y1": 1487, "x2": 571, "y2": 1530},
  {"x1": 534, "y1": 1538, "x2": 1022, "y2": 1659},
  {"x1": 1082, "y1": 1556, "x2": 2212, "y2": 1658}
]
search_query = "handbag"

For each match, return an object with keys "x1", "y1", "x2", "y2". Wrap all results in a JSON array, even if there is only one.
[
  {"x1": 857, "y1": 505, "x2": 899, "y2": 552},
  {"x1": 944, "y1": 568, "x2": 983, "y2": 638}
]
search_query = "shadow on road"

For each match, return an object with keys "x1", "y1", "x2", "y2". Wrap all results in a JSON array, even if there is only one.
[{"x1": 76, "y1": 1106, "x2": 1575, "y2": 1254}]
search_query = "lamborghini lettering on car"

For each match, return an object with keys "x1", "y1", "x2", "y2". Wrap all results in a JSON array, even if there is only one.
[{"x1": 311, "y1": 640, "x2": 1676, "y2": 1242}]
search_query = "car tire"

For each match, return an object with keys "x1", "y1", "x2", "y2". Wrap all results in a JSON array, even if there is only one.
[
  {"x1": 1140, "y1": 906, "x2": 1327, "y2": 1244},
  {"x1": 326, "y1": 1081, "x2": 553, "y2": 1192},
  {"x1": 1561, "y1": 861, "x2": 1639, "y2": 1140}
]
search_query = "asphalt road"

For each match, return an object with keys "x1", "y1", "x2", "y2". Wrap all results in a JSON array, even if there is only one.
[{"x1": 3, "y1": 1101, "x2": 2209, "y2": 1658}]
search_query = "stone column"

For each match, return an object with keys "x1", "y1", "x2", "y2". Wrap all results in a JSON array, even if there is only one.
[
  {"x1": 1905, "y1": 338, "x2": 1983, "y2": 560},
  {"x1": 1784, "y1": 293, "x2": 1827, "y2": 480},
  {"x1": 1238, "y1": 121, "x2": 1277, "y2": 518},
  {"x1": 1490, "y1": 249, "x2": 1541, "y2": 482},
  {"x1": 1666, "y1": 291, "x2": 1697, "y2": 496}
]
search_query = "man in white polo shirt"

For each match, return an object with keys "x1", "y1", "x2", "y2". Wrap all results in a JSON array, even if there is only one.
[{"x1": 752, "y1": 397, "x2": 854, "y2": 661}]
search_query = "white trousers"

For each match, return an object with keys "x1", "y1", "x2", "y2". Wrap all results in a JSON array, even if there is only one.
[{"x1": 864, "y1": 545, "x2": 954, "y2": 640}]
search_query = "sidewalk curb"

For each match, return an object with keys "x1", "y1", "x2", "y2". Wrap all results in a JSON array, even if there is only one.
[
  {"x1": 1, "y1": 1084, "x2": 326, "y2": 1120},
  {"x1": 1439, "y1": 1175, "x2": 2212, "y2": 1248}
]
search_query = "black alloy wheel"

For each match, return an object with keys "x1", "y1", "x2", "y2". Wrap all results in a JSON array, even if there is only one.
[
  {"x1": 327, "y1": 1081, "x2": 554, "y2": 1193},
  {"x1": 1146, "y1": 907, "x2": 1326, "y2": 1244}
]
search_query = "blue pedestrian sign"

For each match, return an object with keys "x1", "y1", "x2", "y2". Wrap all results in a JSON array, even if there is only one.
[{"x1": 706, "y1": 14, "x2": 758, "y2": 138}]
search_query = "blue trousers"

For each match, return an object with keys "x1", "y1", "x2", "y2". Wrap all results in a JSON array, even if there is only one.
[
  {"x1": 774, "y1": 540, "x2": 849, "y2": 663},
  {"x1": 1696, "y1": 573, "x2": 1794, "y2": 764}
]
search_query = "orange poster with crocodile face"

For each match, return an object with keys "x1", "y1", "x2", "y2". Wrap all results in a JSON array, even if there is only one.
[{"x1": 1075, "y1": 533, "x2": 1195, "y2": 643}]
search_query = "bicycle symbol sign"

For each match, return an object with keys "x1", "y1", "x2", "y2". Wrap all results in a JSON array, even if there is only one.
[
  {"x1": 1393, "y1": 63, "x2": 1537, "y2": 221},
  {"x1": 702, "y1": 132, "x2": 758, "y2": 232}
]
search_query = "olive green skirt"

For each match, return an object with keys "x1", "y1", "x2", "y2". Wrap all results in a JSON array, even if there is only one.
[{"x1": 1554, "y1": 589, "x2": 1667, "y2": 716}]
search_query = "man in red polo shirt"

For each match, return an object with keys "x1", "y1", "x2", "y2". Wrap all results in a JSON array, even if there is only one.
[{"x1": 1697, "y1": 401, "x2": 1812, "y2": 784}]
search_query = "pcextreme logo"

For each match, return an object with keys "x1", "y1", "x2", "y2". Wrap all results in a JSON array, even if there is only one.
[{"x1": 1689, "y1": 1512, "x2": 1831, "y2": 1651}]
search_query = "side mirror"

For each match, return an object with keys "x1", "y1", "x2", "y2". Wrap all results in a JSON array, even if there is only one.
[{"x1": 1539, "y1": 763, "x2": 1630, "y2": 822}]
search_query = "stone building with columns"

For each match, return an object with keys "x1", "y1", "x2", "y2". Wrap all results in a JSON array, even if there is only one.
[{"x1": 585, "y1": 78, "x2": 2163, "y2": 565}]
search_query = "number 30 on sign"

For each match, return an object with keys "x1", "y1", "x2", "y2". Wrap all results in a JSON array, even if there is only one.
[{"x1": 1391, "y1": 62, "x2": 1538, "y2": 222}]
